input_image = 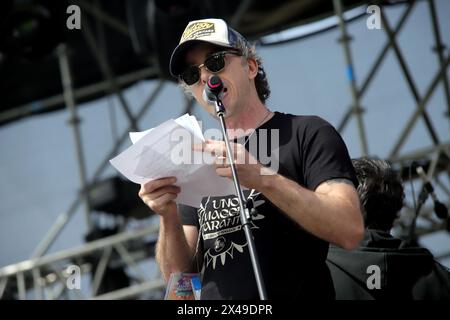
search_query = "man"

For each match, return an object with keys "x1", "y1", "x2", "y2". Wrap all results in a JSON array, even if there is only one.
[
  {"x1": 139, "y1": 18, "x2": 364, "y2": 299},
  {"x1": 327, "y1": 157, "x2": 450, "y2": 299}
]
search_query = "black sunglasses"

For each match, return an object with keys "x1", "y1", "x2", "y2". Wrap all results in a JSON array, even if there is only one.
[{"x1": 180, "y1": 50, "x2": 241, "y2": 86}]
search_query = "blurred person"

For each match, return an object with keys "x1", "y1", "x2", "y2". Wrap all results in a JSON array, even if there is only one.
[
  {"x1": 327, "y1": 157, "x2": 450, "y2": 299},
  {"x1": 139, "y1": 18, "x2": 364, "y2": 299}
]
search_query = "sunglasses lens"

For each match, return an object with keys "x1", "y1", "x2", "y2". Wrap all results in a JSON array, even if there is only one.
[
  {"x1": 205, "y1": 54, "x2": 225, "y2": 73},
  {"x1": 181, "y1": 66, "x2": 200, "y2": 85},
  {"x1": 181, "y1": 52, "x2": 229, "y2": 85}
]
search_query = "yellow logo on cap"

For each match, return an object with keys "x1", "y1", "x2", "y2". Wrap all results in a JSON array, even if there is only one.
[{"x1": 181, "y1": 22, "x2": 215, "y2": 42}]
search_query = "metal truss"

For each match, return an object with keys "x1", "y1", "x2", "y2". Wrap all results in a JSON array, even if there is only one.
[
  {"x1": 0, "y1": 0, "x2": 201, "y2": 300},
  {"x1": 0, "y1": 225, "x2": 165, "y2": 300},
  {"x1": 333, "y1": 0, "x2": 449, "y2": 241},
  {"x1": 0, "y1": 2, "x2": 170, "y2": 300}
]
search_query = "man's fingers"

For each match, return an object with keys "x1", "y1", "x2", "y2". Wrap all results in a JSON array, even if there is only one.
[
  {"x1": 215, "y1": 155, "x2": 228, "y2": 166},
  {"x1": 150, "y1": 185, "x2": 181, "y2": 199},
  {"x1": 140, "y1": 188, "x2": 179, "y2": 210},
  {"x1": 151, "y1": 193, "x2": 178, "y2": 209},
  {"x1": 192, "y1": 142, "x2": 215, "y2": 154},
  {"x1": 192, "y1": 143, "x2": 204, "y2": 153},
  {"x1": 205, "y1": 140, "x2": 226, "y2": 157},
  {"x1": 215, "y1": 167, "x2": 232, "y2": 178},
  {"x1": 139, "y1": 185, "x2": 180, "y2": 204},
  {"x1": 192, "y1": 140, "x2": 227, "y2": 157},
  {"x1": 140, "y1": 177, "x2": 177, "y2": 194}
]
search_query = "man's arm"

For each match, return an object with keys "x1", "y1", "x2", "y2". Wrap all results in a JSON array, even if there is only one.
[
  {"x1": 156, "y1": 214, "x2": 199, "y2": 281},
  {"x1": 259, "y1": 174, "x2": 364, "y2": 250},
  {"x1": 139, "y1": 177, "x2": 199, "y2": 281},
  {"x1": 196, "y1": 139, "x2": 364, "y2": 250}
]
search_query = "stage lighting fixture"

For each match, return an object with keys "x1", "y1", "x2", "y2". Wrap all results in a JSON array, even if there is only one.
[
  {"x1": 88, "y1": 176, "x2": 154, "y2": 219},
  {"x1": 0, "y1": 0, "x2": 66, "y2": 61}
]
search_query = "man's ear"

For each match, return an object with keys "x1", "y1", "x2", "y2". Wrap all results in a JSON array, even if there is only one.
[{"x1": 247, "y1": 57, "x2": 258, "y2": 80}]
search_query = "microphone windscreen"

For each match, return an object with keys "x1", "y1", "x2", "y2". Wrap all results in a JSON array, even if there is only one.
[{"x1": 203, "y1": 76, "x2": 224, "y2": 104}]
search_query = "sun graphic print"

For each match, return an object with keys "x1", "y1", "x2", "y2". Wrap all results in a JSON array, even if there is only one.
[{"x1": 198, "y1": 189, "x2": 266, "y2": 270}]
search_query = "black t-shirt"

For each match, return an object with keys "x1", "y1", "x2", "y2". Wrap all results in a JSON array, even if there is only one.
[{"x1": 179, "y1": 112, "x2": 357, "y2": 300}]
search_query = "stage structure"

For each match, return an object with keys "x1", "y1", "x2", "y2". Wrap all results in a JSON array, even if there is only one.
[
  {"x1": 0, "y1": 0, "x2": 448, "y2": 299},
  {"x1": 330, "y1": 0, "x2": 450, "y2": 242}
]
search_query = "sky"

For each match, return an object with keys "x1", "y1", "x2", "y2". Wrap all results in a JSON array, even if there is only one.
[{"x1": 0, "y1": 0, "x2": 449, "y2": 287}]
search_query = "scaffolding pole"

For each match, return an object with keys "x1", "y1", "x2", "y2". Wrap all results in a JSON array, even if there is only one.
[
  {"x1": 57, "y1": 44, "x2": 93, "y2": 232},
  {"x1": 31, "y1": 81, "x2": 165, "y2": 258},
  {"x1": 428, "y1": 0, "x2": 450, "y2": 124},
  {"x1": 333, "y1": 0, "x2": 369, "y2": 156}
]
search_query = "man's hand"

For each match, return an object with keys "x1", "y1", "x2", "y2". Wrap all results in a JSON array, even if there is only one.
[
  {"x1": 139, "y1": 177, "x2": 180, "y2": 217},
  {"x1": 193, "y1": 139, "x2": 271, "y2": 190}
]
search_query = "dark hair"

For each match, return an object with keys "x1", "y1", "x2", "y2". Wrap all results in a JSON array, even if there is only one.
[
  {"x1": 352, "y1": 157, "x2": 405, "y2": 231},
  {"x1": 234, "y1": 38, "x2": 270, "y2": 104}
]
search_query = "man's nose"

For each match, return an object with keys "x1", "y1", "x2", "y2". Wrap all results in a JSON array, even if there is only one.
[{"x1": 199, "y1": 66, "x2": 212, "y2": 85}]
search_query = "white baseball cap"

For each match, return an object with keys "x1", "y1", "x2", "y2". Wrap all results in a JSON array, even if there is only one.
[{"x1": 169, "y1": 18, "x2": 248, "y2": 77}]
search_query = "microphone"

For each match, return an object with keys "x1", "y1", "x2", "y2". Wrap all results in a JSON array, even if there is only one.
[
  {"x1": 203, "y1": 75, "x2": 224, "y2": 104},
  {"x1": 416, "y1": 166, "x2": 448, "y2": 219}
]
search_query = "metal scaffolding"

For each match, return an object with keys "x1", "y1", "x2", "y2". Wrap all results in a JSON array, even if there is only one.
[
  {"x1": 0, "y1": 225, "x2": 164, "y2": 300},
  {"x1": 0, "y1": 2, "x2": 169, "y2": 299},
  {"x1": 332, "y1": 0, "x2": 449, "y2": 243}
]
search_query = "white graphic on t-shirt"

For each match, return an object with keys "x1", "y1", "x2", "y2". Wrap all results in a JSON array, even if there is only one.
[
  {"x1": 204, "y1": 241, "x2": 247, "y2": 270},
  {"x1": 198, "y1": 189, "x2": 265, "y2": 270}
]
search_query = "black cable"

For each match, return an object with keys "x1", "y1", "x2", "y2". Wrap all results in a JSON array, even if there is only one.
[
  {"x1": 410, "y1": 162, "x2": 417, "y2": 215},
  {"x1": 400, "y1": 162, "x2": 420, "y2": 248}
]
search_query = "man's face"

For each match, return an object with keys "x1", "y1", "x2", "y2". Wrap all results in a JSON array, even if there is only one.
[{"x1": 183, "y1": 43, "x2": 255, "y2": 119}]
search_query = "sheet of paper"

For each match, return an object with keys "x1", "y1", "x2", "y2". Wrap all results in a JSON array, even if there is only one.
[
  {"x1": 110, "y1": 114, "x2": 238, "y2": 207},
  {"x1": 129, "y1": 128, "x2": 153, "y2": 145},
  {"x1": 129, "y1": 114, "x2": 204, "y2": 145}
]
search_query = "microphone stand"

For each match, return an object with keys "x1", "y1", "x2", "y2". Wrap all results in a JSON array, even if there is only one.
[
  {"x1": 403, "y1": 186, "x2": 428, "y2": 248},
  {"x1": 212, "y1": 96, "x2": 268, "y2": 300},
  {"x1": 403, "y1": 166, "x2": 449, "y2": 247}
]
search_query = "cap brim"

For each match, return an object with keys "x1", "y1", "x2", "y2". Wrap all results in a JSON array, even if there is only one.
[{"x1": 169, "y1": 39, "x2": 233, "y2": 78}]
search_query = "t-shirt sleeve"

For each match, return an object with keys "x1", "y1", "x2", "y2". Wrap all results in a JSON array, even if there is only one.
[
  {"x1": 178, "y1": 204, "x2": 200, "y2": 229},
  {"x1": 302, "y1": 117, "x2": 357, "y2": 190}
]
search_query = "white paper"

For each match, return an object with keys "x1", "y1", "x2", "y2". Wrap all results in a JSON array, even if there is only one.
[
  {"x1": 129, "y1": 114, "x2": 203, "y2": 145},
  {"x1": 129, "y1": 128, "x2": 153, "y2": 144},
  {"x1": 110, "y1": 114, "x2": 237, "y2": 207}
]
